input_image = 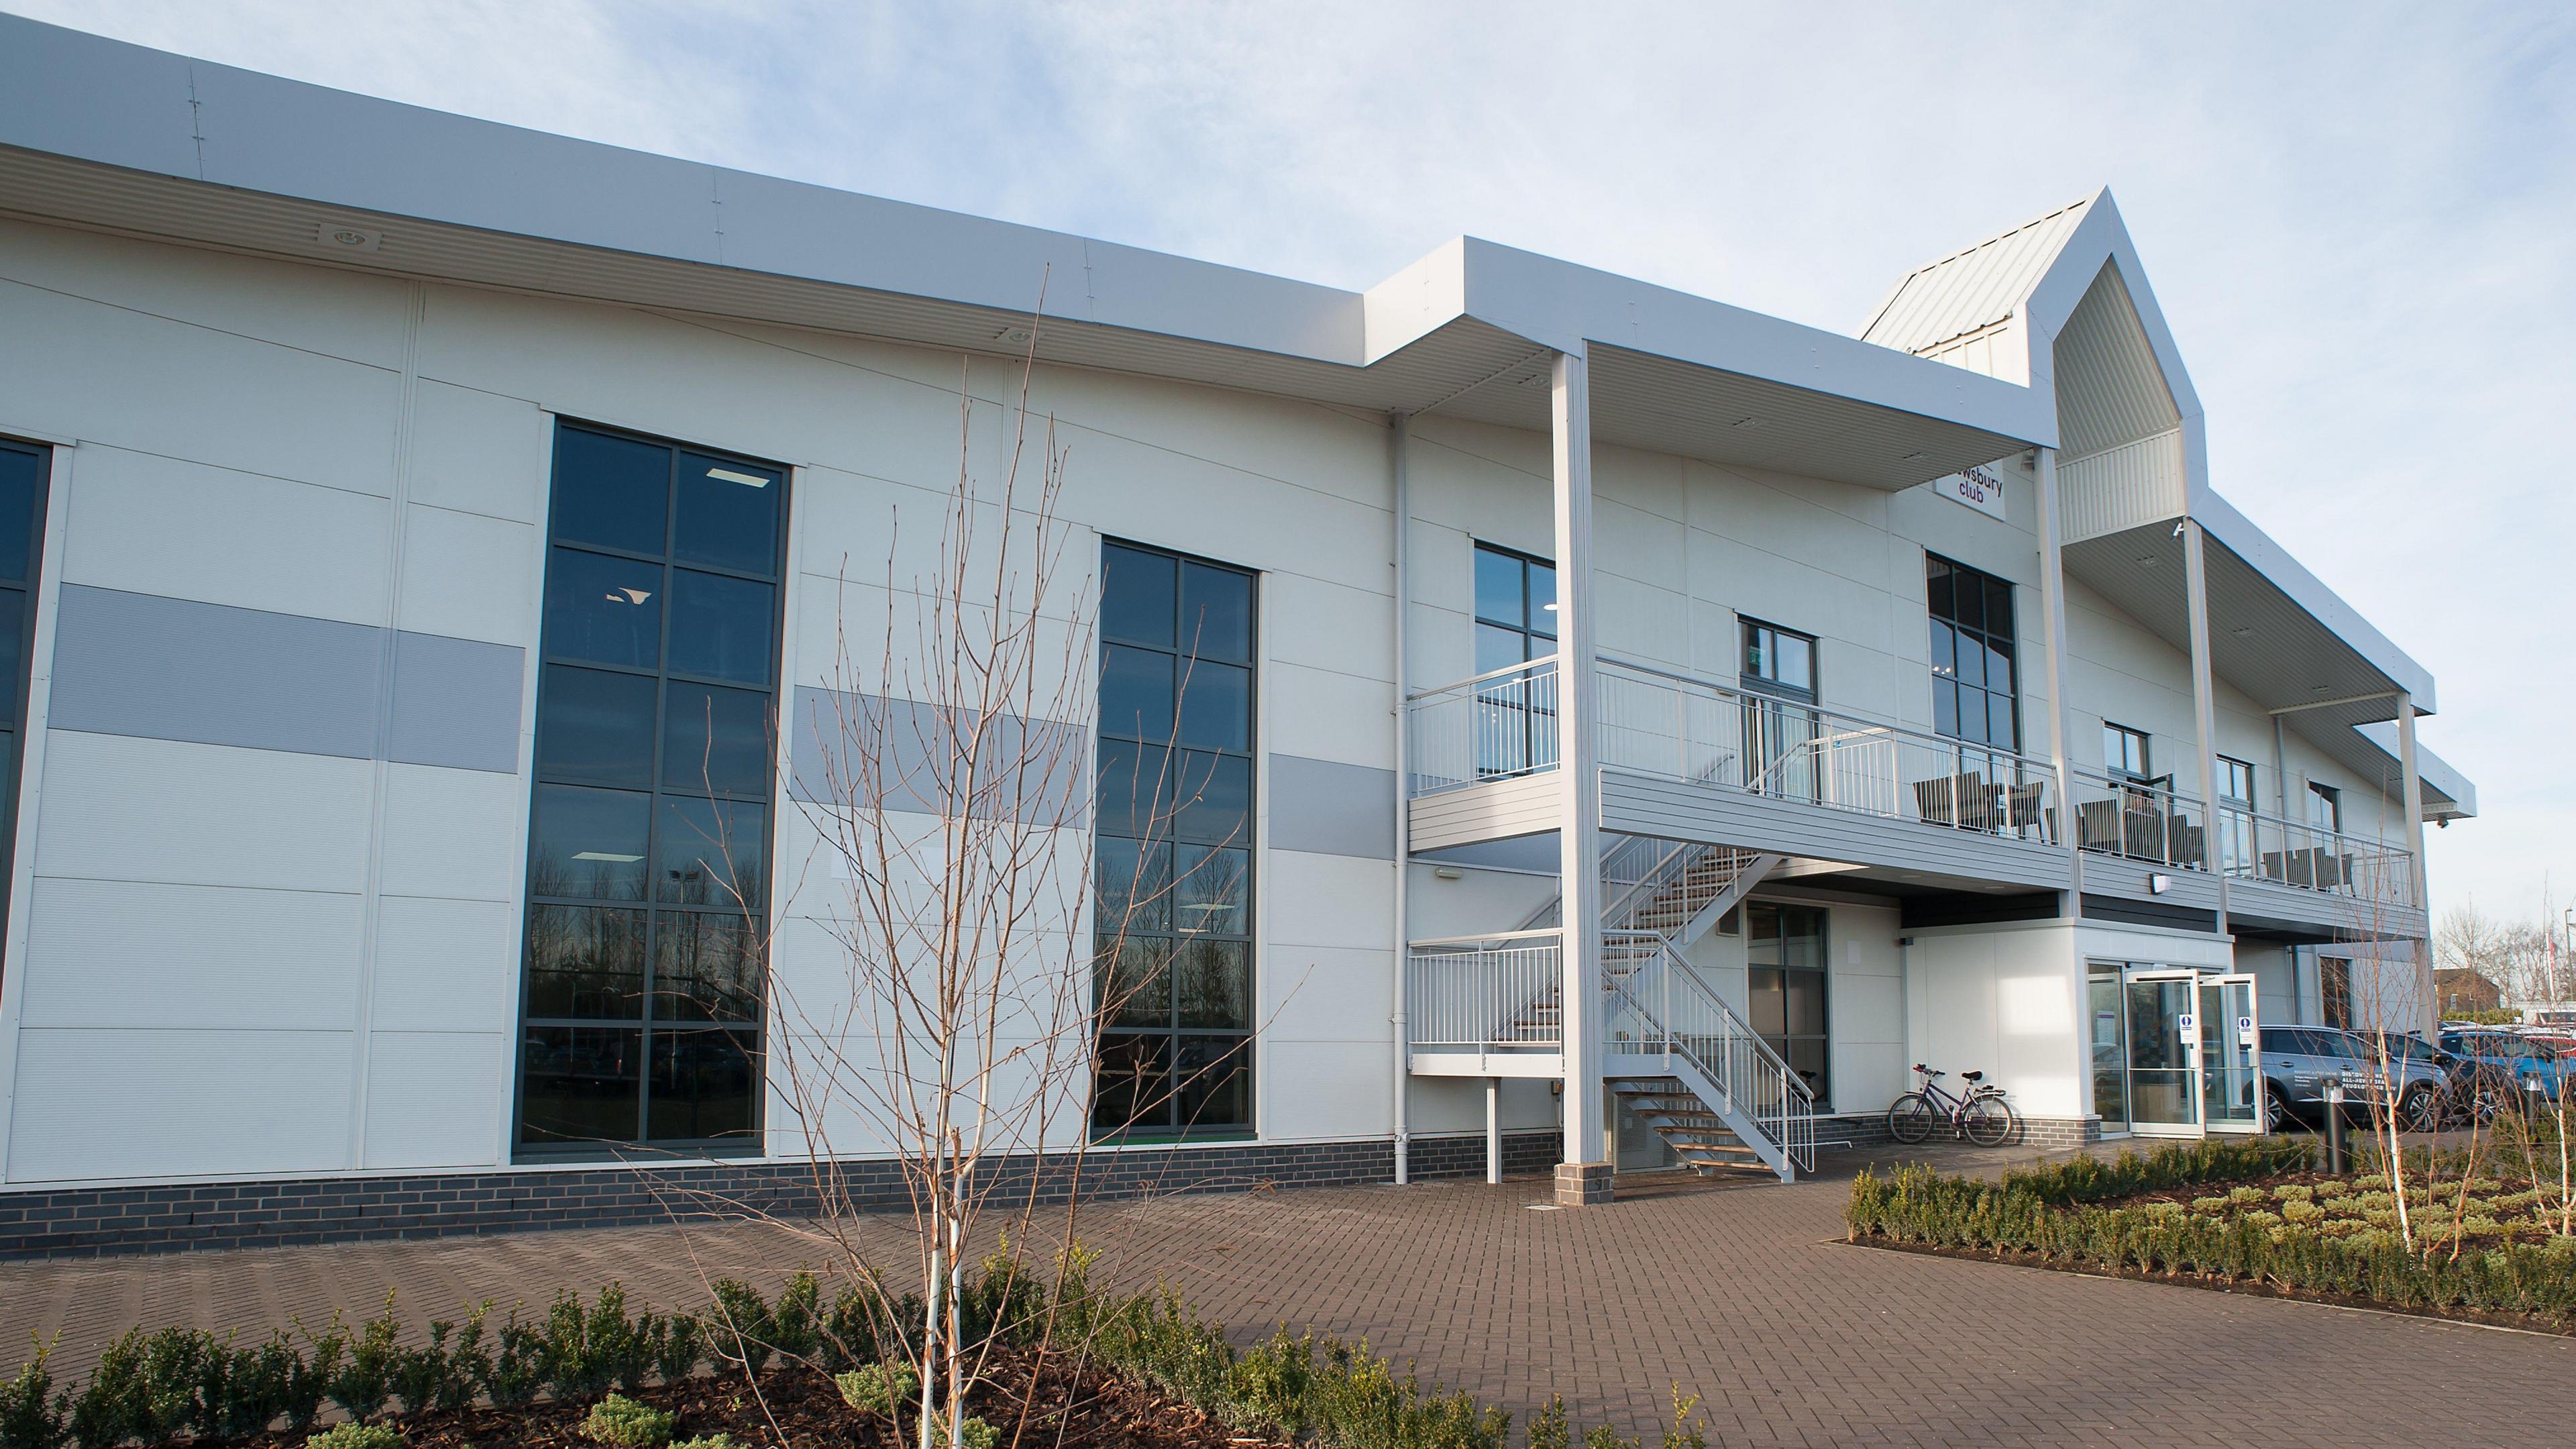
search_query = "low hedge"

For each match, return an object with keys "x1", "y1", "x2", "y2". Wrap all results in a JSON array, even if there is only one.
[
  {"x1": 1, "y1": 1252, "x2": 1701, "y2": 1449},
  {"x1": 1846, "y1": 1138, "x2": 2576, "y2": 1325}
]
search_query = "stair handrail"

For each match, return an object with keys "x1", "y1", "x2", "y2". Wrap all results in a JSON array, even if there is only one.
[{"x1": 1599, "y1": 929, "x2": 1815, "y2": 1173}]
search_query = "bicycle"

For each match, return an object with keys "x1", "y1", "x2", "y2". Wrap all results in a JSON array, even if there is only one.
[{"x1": 1886, "y1": 1063, "x2": 2017, "y2": 1147}]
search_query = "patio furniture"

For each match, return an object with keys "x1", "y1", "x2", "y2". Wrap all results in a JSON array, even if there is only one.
[{"x1": 2003, "y1": 782, "x2": 2053, "y2": 843}]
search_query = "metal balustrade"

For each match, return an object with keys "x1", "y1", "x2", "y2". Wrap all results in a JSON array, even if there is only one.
[
  {"x1": 1405, "y1": 657, "x2": 1558, "y2": 796},
  {"x1": 1599, "y1": 930, "x2": 1814, "y2": 1175},
  {"x1": 1593, "y1": 656, "x2": 2059, "y2": 843},
  {"x1": 2068, "y1": 767, "x2": 2210, "y2": 871},
  {"x1": 1404, "y1": 929, "x2": 1564, "y2": 1051},
  {"x1": 2216, "y1": 803, "x2": 2419, "y2": 907}
]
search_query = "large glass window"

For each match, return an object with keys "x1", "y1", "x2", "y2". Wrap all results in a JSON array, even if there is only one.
[
  {"x1": 0, "y1": 439, "x2": 46, "y2": 996},
  {"x1": 1739, "y1": 619, "x2": 1820, "y2": 799},
  {"x1": 1925, "y1": 555, "x2": 2017, "y2": 750},
  {"x1": 2216, "y1": 755, "x2": 2257, "y2": 875},
  {"x1": 1746, "y1": 903, "x2": 1829, "y2": 1106},
  {"x1": 1093, "y1": 541, "x2": 1256, "y2": 1140},
  {"x1": 517, "y1": 423, "x2": 784, "y2": 1157},
  {"x1": 1471, "y1": 542, "x2": 1556, "y2": 674},
  {"x1": 2307, "y1": 782, "x2": 2342, "y2": 836},
  {"x1": 2102, "y1": 722, "x2": 2153, "y2": 782}
]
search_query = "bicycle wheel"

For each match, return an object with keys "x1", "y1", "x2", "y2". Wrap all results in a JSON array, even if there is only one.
[
  {"x1": 1962, "y1": 1093, "x2": 2015, "y2": 1148},
  {"x1": 1887, "y1": 1092, "x2": 1938, "y2": 1145}
]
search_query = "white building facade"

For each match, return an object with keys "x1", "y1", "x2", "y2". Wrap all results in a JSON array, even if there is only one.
[{"x1": 0, "y1": 18, "x2": 2476, "y2": 1250}]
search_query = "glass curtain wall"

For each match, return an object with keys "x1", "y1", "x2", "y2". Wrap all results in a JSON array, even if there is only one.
[
  {"x1": 1092, "y1": 541, "x2": 1256, "y2": 1140},
  {"x1": 2087, "y1": 962, "x2": 2128, "y2": 1132},
  {"x1": 516, "y1": 423, "x2": 785, "y2": 1157}
]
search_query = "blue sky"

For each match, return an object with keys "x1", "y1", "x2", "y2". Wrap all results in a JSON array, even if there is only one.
[{"x1": 21, "y1": 1, "x2": 2575, "y2": 928}]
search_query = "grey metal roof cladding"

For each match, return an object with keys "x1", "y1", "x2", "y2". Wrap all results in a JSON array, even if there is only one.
[{"x1": 1859, "y1": 195, "x2": 2093, "y2": 356}]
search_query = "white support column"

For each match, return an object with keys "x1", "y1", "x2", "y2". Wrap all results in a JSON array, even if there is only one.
[
  {"x1": 1389, "y1": 413, "x2": 1413, "y2": 1185},
  {"x1": 1550, "y1": 347, "x2": 1611, "y2": 1207},
  {"x1": 2034, "y1": 448, "x2": 2081, "y2": 912},
  {"x1": 2397, "y1": 692, "x2": 2432, "y2": 1036},
  {"x1": 2182, "y1": 519, "x2": 2226, "y2": 938},
  {"x1": 2035, "y1": 447, "x2": 2091, "y2": 1122},
  {"x1": 1486, "y1": 1076, "x2": 1501, "y2": 1185}
]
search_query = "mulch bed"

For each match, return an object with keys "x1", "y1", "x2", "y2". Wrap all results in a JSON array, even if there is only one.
[
  {"x1": 1847, "y1": 1234, "x2": 2575, "y2": 1336},
  {"x1": 231, "y1": 1348, "x2": 1289, "y2": 1449}
]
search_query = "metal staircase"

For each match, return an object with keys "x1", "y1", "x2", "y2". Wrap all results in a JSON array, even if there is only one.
[
  {"x1": 1519, "y1": 835, "x2": 1782, "y2": 953},
  {"x1": 1601, "y1": 930, "x2": 1815, "y2": 1181}
]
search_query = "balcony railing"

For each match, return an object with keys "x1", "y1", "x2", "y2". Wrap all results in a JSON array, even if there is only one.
[
  {"x1": 2070, "y1": 767, "x2": 2210, "y2": 870},
  {"x1": 1405, "y1": 929, "x2": 1563, "y2": 1051},
  {"x1": 1594, "y1": 656, "x2": 2059, "y2": 844},
  {"x1": 2216, "y1": 803, "x2": 2419, "y2": 908},
  {"x1": 1406, "y1": 657, "x2": 1558, "y2": 796}
]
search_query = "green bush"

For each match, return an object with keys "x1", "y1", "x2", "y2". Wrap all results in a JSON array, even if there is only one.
[
  {"x1": 669, "y1": 1437, "x2": 739, "y2": 1449},
  {"x1": 834, "y1": 1362, "x2": 918, "y2": 1416},
  {"x1": 930, "y1": 1415, "x2": 997, "y2": 1449},
  {"x1": 580, "y1": 1393, "x2": 674, "y2": 1449},
  {"x1": 303, "y1": 1426, "x2": 400, "y2": 1449},
  {"x1": 0, "y1": 1257, "x2": 1561, "y2": 1449},
  {"x1": 1846, "y1": 1140, "x2": 2576, "y2": 1325}
]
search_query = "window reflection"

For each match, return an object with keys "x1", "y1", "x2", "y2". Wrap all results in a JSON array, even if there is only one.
[
  {"x1": 520, "y1": 424, "x2": 783, "y2": 1157},
  {"x1": 1093, "y1": 542, "x2": 1255, "y2": 1139}
]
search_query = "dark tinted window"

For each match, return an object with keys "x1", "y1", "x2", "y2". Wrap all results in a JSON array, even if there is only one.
[
  {"x1": 0, "y1": 440, "x2": 46, "y2": 1008},
  {"x1": 1928, "y1": 553, "x2": 2017, "y2": 750},
  {"x1": 519, "y1": 423, "x2": 785, "y2": 1157},
  {"x1": 1093, "y1": 540, "x2": 1256, "y2": 1140}
]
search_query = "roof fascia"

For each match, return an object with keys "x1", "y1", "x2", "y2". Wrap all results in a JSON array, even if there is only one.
[
  {"x1": 0, "y1": 14, "x2": 1366, "y2": 362},
  {"x1": 2351, "y1": 724, "x2": 2479, "y2": 818},
  {"x1": 1396, "y1": 236, "x2": 2054, "y2": 446},
  {"x1": 2197, "y1": 486, "x2": 2436, "y2": 710},
  {"x1": 2021, "y1": 191, "x2": 2208, "y2": 491}
]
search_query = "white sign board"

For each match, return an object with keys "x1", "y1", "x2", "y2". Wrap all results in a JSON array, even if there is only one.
[{"x1": 1931, "y1": 464, "x2": 2007, "y2": 521}]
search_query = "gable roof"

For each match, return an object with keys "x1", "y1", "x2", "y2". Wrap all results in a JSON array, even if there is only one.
[{"x1": 1860, "y1": 196, "x2": 2093, "y2": 360}]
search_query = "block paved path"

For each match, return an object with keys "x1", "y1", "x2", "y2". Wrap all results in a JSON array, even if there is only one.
[{"x1": 4, "y1": 1145, "x2": 2570, "y2": 1448}]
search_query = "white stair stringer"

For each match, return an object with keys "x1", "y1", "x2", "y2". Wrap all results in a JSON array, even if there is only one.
[{"x1": 1601, "y1": 932, "x2": 1815, "y2": 1183}]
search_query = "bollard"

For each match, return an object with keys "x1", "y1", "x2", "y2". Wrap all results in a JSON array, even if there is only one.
[
  {"x1": 2323, "y1": 1076, "x2": 2346, "y2": 1175},
  {"x1": 2526, "y1": 1075, "x2": 2547, "y2": 1123}
]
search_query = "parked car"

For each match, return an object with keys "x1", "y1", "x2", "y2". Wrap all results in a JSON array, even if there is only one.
[
  {"x1": 2259, "y1": 1026, "x2": 2448, "y2": 1131},
  {"x1": 2440, "y1": 1029, "x2": 2568, "y2": 1105}
]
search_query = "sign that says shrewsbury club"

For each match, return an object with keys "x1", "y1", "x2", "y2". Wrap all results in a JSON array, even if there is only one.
[{"x1": 1931, "y1": 464, "x2": 2008, "y2": 521}]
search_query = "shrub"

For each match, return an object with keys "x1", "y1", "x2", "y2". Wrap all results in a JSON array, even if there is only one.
[
  {"x1": 304, "y1": 1426, "x2": 400, "y2": 1449},
  {"x1": 1, "y1": 1336, "x2": 66, "y2": 1449},
  {"x1": 835, "y1": 1363, "x2": 918, "y2": 1417},
  {"x1": 931, "y1": 1416, "x2": 997, "y2": 1449},
  {"x1": 669, "y1": 1438, "x2": 739, "y2": 1449},
  {"x1": 580, "y1": 1393, "x2": 674, "y2": 1449},
  {"x1": 1846, "y1": 1142, "x2": 2576, "y2": 1326}
]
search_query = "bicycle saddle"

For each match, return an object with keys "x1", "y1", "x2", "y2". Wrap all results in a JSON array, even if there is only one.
[{"x1": 1962, "y1": 1071, "x2": 1985, "y2": 1083}]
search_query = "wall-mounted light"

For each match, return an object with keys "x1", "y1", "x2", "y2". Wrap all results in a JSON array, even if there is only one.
[
  {"x1": 2149, "y1": 873, "x2": 2172, "y2": 895},
  {"x1": 315, "y1": 221, "x2": 382, "y2": 252},
  {"x1": 1433, "y1": 865, "x2": 1464, "y2": 880}
]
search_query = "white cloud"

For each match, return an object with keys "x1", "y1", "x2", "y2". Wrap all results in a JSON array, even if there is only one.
[{"x1": 21, "y1": 0, "x2": 2575, "y2": 921}]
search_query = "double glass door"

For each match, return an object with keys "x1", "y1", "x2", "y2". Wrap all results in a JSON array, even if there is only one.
[{"x1": 2092, "y1": 964, "x2": 2262, "y2": 1137}]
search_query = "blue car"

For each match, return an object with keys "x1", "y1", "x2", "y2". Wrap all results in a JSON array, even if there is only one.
[{"x1": 2438, "y1": 1030, "x2": 2567, "y2": 1106}]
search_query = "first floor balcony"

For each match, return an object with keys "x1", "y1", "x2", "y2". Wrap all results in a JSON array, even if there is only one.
[{"x1": 1403, "y1": 653, "x2": 2423, "y2": 937}]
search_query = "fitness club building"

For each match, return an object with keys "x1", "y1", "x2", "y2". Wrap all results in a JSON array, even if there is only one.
[{"x1": 0, "y1": 17, "x2": 2473, "y2": 1253}]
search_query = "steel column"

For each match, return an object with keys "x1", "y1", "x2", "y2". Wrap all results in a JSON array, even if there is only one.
[
  {"x1": 2183, "y1": 518, "x2": 2226, "y2": 937},
  {"x1": 1550, "y1": 348, "x2": 1610, "y2": 1205},
  {"x1": 2397, "y1": 691, "x2": 2432, "y2": 1036},
  {"x1": 1389, "y1": 413, "x2": 1412, "y2": 1185}
]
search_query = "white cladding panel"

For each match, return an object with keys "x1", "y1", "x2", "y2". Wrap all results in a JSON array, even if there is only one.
[
  {"x1": 60, "y1": 444, "x2": 393, "y2": 625},
  {"x1": 16, "y1": 877, "x2": 363, "y2": 1030},
  {"x1": 362, "y1": 1032, "x2": 505, "y2": 1169},
  {"x1": 8, "y1": 1028, "x2": 354, "y2": 1181},
  {"x1": 34, "y1": 732, "x2": 376, "y2": 893}
]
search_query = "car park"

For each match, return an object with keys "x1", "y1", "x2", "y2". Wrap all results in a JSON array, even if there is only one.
[{"x1": 2438, "y1": 1029, "x2": 2567, "y2": 1106}]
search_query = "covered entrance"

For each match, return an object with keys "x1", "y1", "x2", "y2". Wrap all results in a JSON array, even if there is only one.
[{"x1": 2088, "y1": 961, "x2": 2263, "y2": 1138}]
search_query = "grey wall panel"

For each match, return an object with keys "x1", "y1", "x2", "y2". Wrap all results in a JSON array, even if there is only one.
[
  {"x1": 48, "y1": 584, "x2": 525, "y2": 772},
  {"x1": 50, "y1": 584, "x2": 380, "y2": 758},
  {"x1": 1267, "y1": 755, "x2": 1395, "y2": 859},
  {"x1": 789, "y1": 684, "x2": 1087, "y2": 827},
  {"x1": 388, "y1": 630, "x2": 525, "y2": 773}
]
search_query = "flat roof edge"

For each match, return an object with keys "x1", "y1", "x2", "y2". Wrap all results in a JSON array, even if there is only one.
[{"x1": 2194, "y1": 486, "x2": 2435, "y2": 712}]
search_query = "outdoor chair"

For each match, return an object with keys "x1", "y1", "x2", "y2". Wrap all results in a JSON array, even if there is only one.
[
  {"x1": 2078, "y1": 798, "x2": 2123, "y2": 853},
  {"x1": 2004, "y1": 782, "x2": 2053, "y2": 843}
]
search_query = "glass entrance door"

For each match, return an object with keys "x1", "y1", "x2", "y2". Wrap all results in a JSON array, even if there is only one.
[
  {"x1": 2200, "y1": 975, "x2": 2263, "y2": 1133},
  {"x1": 2125, "y1": 971, "x2": 2201, "y2": 1135}
]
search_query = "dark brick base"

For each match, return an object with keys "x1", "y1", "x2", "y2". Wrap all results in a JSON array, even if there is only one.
[
  {"x1": 0, "y1": 1130, "x2": 1567, "y2": 1261},
  {"x1": 1810, "y1": 1113, "x2": 2099, "y2": 1153}
]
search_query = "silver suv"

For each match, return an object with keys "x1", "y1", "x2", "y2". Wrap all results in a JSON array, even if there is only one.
[{"x1": 2258, "y1": 1026, "x2": 2447, "y2": 1131}]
